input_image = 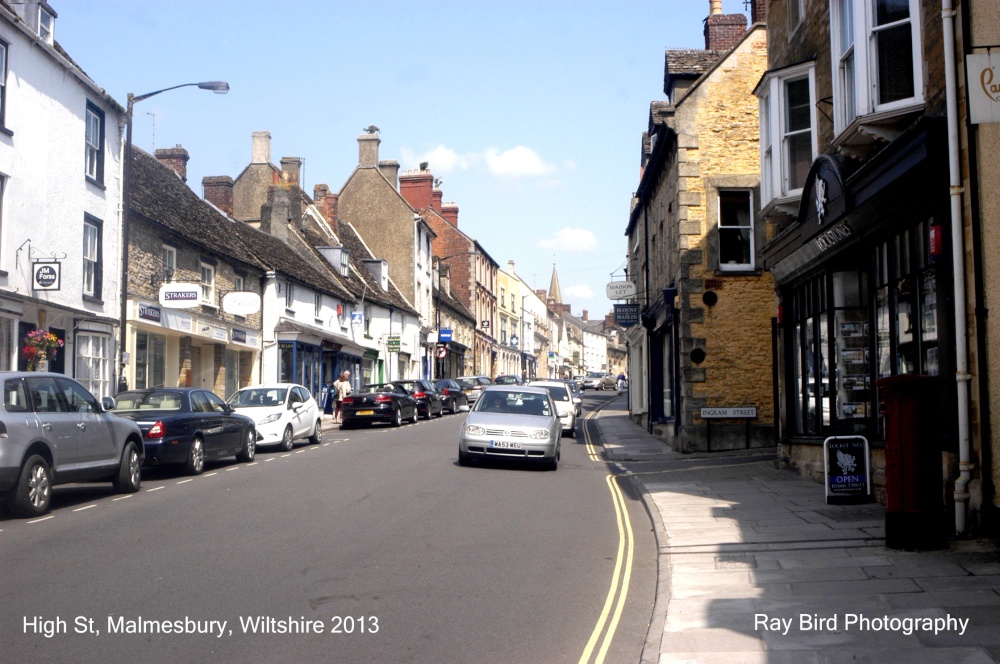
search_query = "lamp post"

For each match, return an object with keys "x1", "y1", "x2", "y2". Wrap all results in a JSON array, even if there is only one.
[
  {"x1": 118, "y1": 81, "x2": 229, "y2": 394},
  {"x1": 433, "y1": 250, "x2": 478, "y2": 379}
]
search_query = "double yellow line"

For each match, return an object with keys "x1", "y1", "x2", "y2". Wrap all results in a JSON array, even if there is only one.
[{"x1": 579, "y1": 411, "x2": 635, "y2": 664}]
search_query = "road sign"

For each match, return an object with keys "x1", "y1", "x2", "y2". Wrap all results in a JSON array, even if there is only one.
[
  {"x1": 387, "y1": 336, "x2": 401, "y2": 352},
  {"x1": 351, "y1": 312, "x2": 363, "y2": 326},
  {"x1": 606, "y1": 280, "x2": 637, "y2": 300},
  {"x1": 435, "y1": 346, "x2": 448, "y2": 359}
]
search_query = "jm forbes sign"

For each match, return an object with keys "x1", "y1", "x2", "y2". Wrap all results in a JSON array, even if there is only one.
[
  {"x1": 606, "y1": 280, "x2": 636, "y2": 300},
  {"x1": 32, "y1": 262, "x2": 61, "y2": 291}
]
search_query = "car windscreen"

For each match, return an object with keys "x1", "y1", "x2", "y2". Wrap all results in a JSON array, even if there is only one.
[
  {"x1": 229, "y1": 388, "x2": 287, "y2": 407},
  {"x1": 534, "y1": 385, "x2": 570, "y2": 401},
  {"x1": 474, "y1": 391, "x2": 551, "y2": 416},
  {"x1": 114, "y1": 391, "x2": 184, "y2": 411}
]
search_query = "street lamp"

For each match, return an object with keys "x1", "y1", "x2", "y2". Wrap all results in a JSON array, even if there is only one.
[
  {"x1": 117, "y1": 81, "x2": 229, "y2": 393},
  {"x1": 433, "y1": 250, "x2": 478, "y2": 379}
]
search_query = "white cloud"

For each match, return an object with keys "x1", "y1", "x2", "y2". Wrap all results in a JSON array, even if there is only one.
[
  {"x1": 484, "y1": 146, "x2": 555, "y2": 177},
  {"x1": 565, "y1": 284, "x2": 594, "y2": 300},
  {"x1": 399, "y1": 145, "x2": 471, "y2": 174},
  {"x1": 537, "y1": 227, "x2": 599, "y2": 252}
]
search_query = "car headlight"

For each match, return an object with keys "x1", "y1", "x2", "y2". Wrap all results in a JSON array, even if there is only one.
[
  {"x1": 530, "y1": 429, "x2": 550, "y2": 440},
  {"x1": 465, "y1": 425, "x2": 485, "y2": 436},
  {"x1": 258, "y1": 413, "x2": 282, "y2": 425}
]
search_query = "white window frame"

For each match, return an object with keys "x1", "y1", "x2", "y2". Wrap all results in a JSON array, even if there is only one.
[
  {"x1": 200, "y1": 262, "x2": 215, "y2": 305},
  {"x1": 83, "y1": 218, "x2": 99, "y2": 297},
  {"x1": 756, "y1": 63, "x2": 817, "y2": 206},
  {"x1": 75, "y1": 333, "x2": 111, "y2": 398},
  {"x1": 788, "y1": 0, "x2": 805, "y2": 34},
  {"x1": 718, "y1": 190, "x2": 755, "y2": 272},
  {"x1": 830, "y1": 0, "x2": 924, "y2": 135},
  {"x1": 85, "y1": 103, "x2": 103, "y2": 183},
  {"x1": 314, "y1": 292, "x2": 322, "y2": 319},
  {"x1": 38, "y1": 6, "x2": 54, "y2": 44},
  {"x1": 161, "y1": 245, "x2": 176, "y2": 283},
  {"x1": 339, "y1": 250, "x2": 349, "y2": 277},
  {"x1": 0, "y1": 40, "x2": 8, "y2": 127}
]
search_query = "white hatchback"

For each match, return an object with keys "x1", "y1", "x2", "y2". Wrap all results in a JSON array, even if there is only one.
[
  {"x1": 228, "y1": 384, "x2": 322, "y2": 450},
  {"x1": 526, "y1": 380, "x2": 577, "y2": 438}
]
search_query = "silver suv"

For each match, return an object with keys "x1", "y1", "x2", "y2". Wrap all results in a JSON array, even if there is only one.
[
  {"x1": 0, "y1": 373, "x2": 144, "y2": 518},
  {"x1": 583, "y1": 372, "x2": 616, "y2": 390}
]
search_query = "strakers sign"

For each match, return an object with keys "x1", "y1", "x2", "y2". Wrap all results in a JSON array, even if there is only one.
[{"x1": 159, "y1": 283, "x2": 201, "y2": 309}]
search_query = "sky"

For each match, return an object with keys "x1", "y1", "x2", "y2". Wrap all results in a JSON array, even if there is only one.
[{"x1": 55, "y1": 0, "x2": 752, "y2": 321}]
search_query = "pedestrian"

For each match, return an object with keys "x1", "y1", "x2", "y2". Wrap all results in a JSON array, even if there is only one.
[
  {"x1": 333, "y1": 371, "x2": 353, "y2": 423},
  {"x1": 617, "y1": 372, "x2": 627, "y2": 395}
]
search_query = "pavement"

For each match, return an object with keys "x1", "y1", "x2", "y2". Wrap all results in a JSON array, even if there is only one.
[{"x1": 590, "y1": 396, "x2": 1000, "y2": 664}]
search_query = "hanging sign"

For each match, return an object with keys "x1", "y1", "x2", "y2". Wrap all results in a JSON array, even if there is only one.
[
  {"x1": 968, "y1": 53, "x2": 1000, "y2": 124},
  {"x1": 222, "y1": 291, "x2": 261, "y2": 316},
  {"x1": 606, "y1": 280, "x2": 636, "y2": 300},
  {"x1": 159, "y1": 283, "x2": 201, "y2": 309},
  {"x1": 32, "y1": 262, "x2": 61, "y2": 291},
  {"x1": 614, "y1": 304, "x2": 640, "y2": 327}
]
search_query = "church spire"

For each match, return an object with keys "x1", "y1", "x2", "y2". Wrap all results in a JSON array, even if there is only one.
[{"x1": 548, "y1": 263, "x2": 563, "y2": 305}]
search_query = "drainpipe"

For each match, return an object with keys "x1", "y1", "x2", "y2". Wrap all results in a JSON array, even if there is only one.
[{"x1": 942, "y1": 0, "x2": 972, "y2": 534}]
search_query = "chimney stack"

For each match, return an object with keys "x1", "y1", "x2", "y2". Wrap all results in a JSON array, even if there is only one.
[
  {"x1": 358, "y1": 133, "x2": 380, "y2": 168},
  {"x1": 378, "y1": 160, "x2": 400, "y2": 188},
  {"x1": 399, "y1": 169, "x2": 434, "y2": 211},
  {"x1": 252, "y1": 131, "x2": 271, "y2": 164},
  {"x1": 203, "y1": 175, "x2": 234, "y2": 216},
  {"x1": 750, "y1": 0, "x2": 766, "y2": 24},
  {"x1": 155, "y1": 145, "x2": 189, "y2": 182},
  {"x1": 431, "y1": 188, "x2": 443, "y2": 213},
  {"x1": 280, "y1": 157, "x2": 302, "y2": 185},
  {"x1": 704, "y1": 1, "x2": 747, "y2": 51},
  {"x1": 441, "y1": 202, "x2": 459, "y2": 227},
  {"x1": 313, "y1": 184, "x2": 339, "y2": 225},
  {"x1": 582, "y1": 309, "x2": 589, "y2": 322}
]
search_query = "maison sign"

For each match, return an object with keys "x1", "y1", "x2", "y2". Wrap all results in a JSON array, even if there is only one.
[{"x1": 606, "y1": 280, "x2": 637, "y2": 300}]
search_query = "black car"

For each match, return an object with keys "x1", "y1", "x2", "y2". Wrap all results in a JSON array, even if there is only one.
[
  {"x1": 341, "y1": 384, "x2": 418, "y2": 429},
  {"x1": 112, "y1": 388, "x2": 256, "y2": 475},
  {"x1": 392, "y1": 380, "x2": 444, "y2": 419},
  {"x1": 433, "y1": 379, "x2": 470, "y2": 414}
]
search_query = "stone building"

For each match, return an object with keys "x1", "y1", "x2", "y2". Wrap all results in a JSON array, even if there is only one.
[{"x1": 625, "y1": 0, "x2": 772, "y2": 452}]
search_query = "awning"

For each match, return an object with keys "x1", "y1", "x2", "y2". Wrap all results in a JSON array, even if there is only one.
[{"x1": 275, "y1": 318, "x2": 366, "y2": 356}]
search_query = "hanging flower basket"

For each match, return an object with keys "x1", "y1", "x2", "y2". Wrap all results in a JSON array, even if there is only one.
[{"x1": 22, "y1": 328, "x2": 63, "y2": 371}]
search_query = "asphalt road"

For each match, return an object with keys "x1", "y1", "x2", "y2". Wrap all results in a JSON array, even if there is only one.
[{"x1": 0, "y1": 392, "x2": 655, "y2": 663}]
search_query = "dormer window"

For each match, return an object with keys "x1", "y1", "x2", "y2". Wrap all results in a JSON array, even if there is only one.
[
  {"x1": 38, "y1": 6, "x2": 54, "y2": 44},
  {"x1": 339, "y1": 250, "x2": 349, "y2": 277}
]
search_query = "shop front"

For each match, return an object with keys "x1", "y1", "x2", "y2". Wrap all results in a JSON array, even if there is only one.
[
  {"x1": 274, "y1": 319, "x2": 364, "y2": 401},
  {"x1": 762, "y1": 120, "x2": 955, "y2": 496}
]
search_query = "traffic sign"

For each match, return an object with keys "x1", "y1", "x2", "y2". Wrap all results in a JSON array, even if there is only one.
[
  {"x1": 435, "y1": 346, "x2": 448, "y2": 359},
  {"x1": 387, "y1": 336, "x2": 401, "y2": 352}
]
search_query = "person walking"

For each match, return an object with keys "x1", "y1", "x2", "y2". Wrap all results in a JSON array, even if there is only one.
[
  {"x1": 616, "y1": 372, "x2": 627, "y2": 395},
  {"x1": 333, "y1": 371, "x2": 353, "y2": 423}
]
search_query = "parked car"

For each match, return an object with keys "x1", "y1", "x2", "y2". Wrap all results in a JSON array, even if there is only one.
[
  {"x1": 341, "y1": 384, "x2": 418, "y2": 429},
  {"x1": 583, "y1": 371, "x2": 617, "y2": 390},
  {"x1": 458, "y1": 386, "x2": 561, "y2": 470},
  {"x1": 527, "y1": 380, "x2": 577, "y2": 437},
  {"x1": 113, "y1": 388, "x2": 256, "y2": 475},
  {"x1": 456, "y1": 375, "x2": 492, "y2": 403},
  {"x1": 0, "y1": 373, "x2": 144, "y2": 518},
  {"x1": 434, "y1": 379, "x2": 470, "y2": 414},
  {"x1": 562, "y1": 379, "x2": 584, "y2": 416},
  {"x1": 228, "y1": 383, "x2": 322, "y2": 450},
  {"x1": 493, "y1": 374, "x2": 522, "y2": 385},
  {"x1": 392, "y1": 380, "x2": 444, "y2": 419}
]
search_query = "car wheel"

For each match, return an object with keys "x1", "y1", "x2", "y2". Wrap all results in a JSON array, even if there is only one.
[
  {"x1": 112, "y1": 442, "x2": 142, "y2": 493},
  {"x1": 458, "y1": 450, "x2": 472, "y2": 466},
  {"x1": 547, "y1": 447, "x2": 560, "y2": 471},
  {"x1": 7, "y1": 455, "x2": 52, "y2": 518},
  {"x1": 279, "y1": 425, "x2": 294, "y2": 451},
  {"x1": 409, "y1": 407, "x2": 419, "y2": 424},
  {"x1": 448, "y1": 399, "x2": 457, "y2": 415},
  {"x1": 309, "y1": 419, "x2": 323, "y2": 444},
  {"x1": 392, "y1": 407, "x2": 403, "y2": 427},
  {"x1": 237, "y1": 428, "x2": 256, "y2": 463},
  {"x1": 186, "y1": 437, "x2": 205, "y2": 475},
  {"x1": 435, "y1": 403, "x2": 444, "y2": 417}
]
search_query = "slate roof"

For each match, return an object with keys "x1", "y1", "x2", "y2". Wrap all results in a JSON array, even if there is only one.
[{"x1": 130, "y1": 148, "x2": 354, "y2": 301}]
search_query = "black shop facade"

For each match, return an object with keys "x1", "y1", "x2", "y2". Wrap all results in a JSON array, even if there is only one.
[{"x1": 760, "y1": 119, "x2": 957, "y2": 497}]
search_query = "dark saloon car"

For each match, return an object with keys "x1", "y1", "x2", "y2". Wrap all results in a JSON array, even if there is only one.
[
  {"x1": 113, "y1": 388, "x2": 256, "y2": 475},
  {"x1": 493, "y1": 374, "x2": 522, "y2": 386},
  {"x1": 434, "y1": 379, "x2": 470, "y2": 414},
  {"x1": 0, "y1": 372, "x2": 144, "y2": 518},
  {"x1": 341, "y1": 384, "x2": 418, "y2": 429},
  {"x1": 393, "y1": 380, "x2": 443, "y2": 419}
]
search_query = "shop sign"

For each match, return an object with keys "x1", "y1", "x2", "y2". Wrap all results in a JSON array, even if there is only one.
[
  {"x1": 198, "y1": 322, "x2": 229, "y2": 342},
  {"x1": 232, "y1": 329, "x2": 247, "y2": 344},
  {"x1": 138, "y1": 302, "x2": 162, "y2": 323},
  {"x1": 823, "y1": 436, "x2": 871, "y2": 504},
  {"x1": 614, "y1": 304, "x2": 640, "y2": 327},
  {"x1": 222, "y1": 291, "x2": 261, "y2": 316},
  {"x1": 606, "y1": 280, "x2": 636, "y2": 300},
  {"x1": 161, "y1": 309, "x2": 193, "y2": 333},
  {"x1": 439, "y1": 328, "x2": 453, "y2": 342},
  {"x1": 813, "y1": 220, "x2": 853, "y2": 253},
  {"x1": 32, "y1": 262, "x2": 61, "y2": 291},
  {"x1": 387, "y1": 336, "x2": 401, "y2": 352},
  {"x1": 968, "y1": 53, "x2": 1000, "y2": 124},
  {"x1": 159, "y1": 283, "x2": 201, "y2": 309},
  {"x1": 700, "y1": 407, "x2": 757, "y2": 419}
]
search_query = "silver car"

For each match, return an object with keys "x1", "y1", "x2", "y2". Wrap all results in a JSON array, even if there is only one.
[
  {"x1": 0, "y1": 372, "x2": 144, "y2": 518},
  {"x1": 527, "y1": 380, "x2": 577, "y2": 437},
  {"x1": 458, "y1": 386, "x2": 561, "y2": 470}
]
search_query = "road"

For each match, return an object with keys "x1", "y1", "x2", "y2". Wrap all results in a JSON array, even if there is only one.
[{"x1": 0, "y1": 391, "x2": 656, "y2": 663}]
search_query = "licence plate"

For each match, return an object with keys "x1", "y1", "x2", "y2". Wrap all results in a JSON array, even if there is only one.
[
  {"x1": 357, "y1": 410, "x2": 374, "y2": 416},
  {"x1": 490, "y1": 440, "x2": 522, "y2": 449}
]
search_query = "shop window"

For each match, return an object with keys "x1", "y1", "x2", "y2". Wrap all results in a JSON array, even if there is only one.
[
  {"x1": 0, "y1": 316, "x2": 12, "y2": 370},
  {"x1": 134, "y1": 331, "x2": 165, "y2": 390},
  {"x1": 75, "y1": 333, "x2": 112, "y2": 398}
]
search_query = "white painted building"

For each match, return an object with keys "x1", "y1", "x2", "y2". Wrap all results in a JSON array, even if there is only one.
[{"x1": 0, "y1": 3, "x2": 125, "y2": 397}]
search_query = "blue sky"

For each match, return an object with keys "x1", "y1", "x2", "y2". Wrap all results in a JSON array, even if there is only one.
[{"x1": 56, "y1": 1, "x2": 752, "y2": 320}]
